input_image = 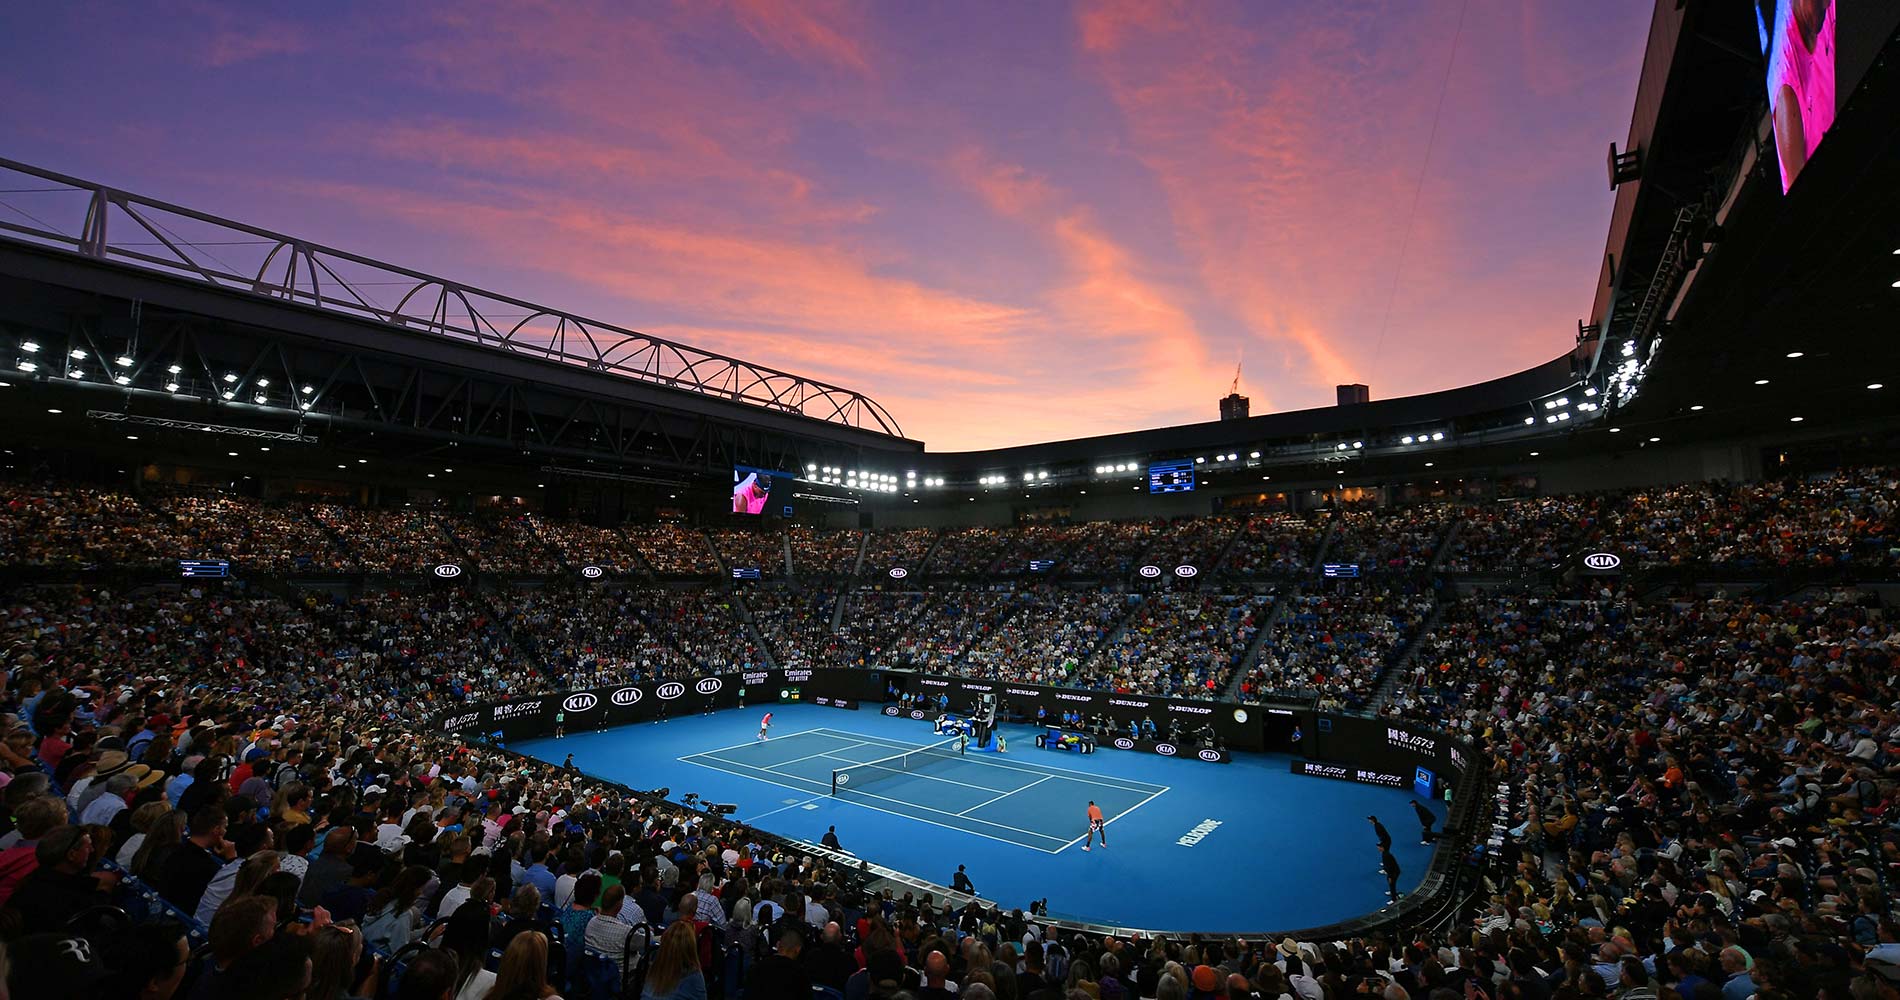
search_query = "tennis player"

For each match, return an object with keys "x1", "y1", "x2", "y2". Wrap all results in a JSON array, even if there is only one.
[
  {"x1": 757, "y1": 711, "x2": 773, "y2": 741},
  {"x1": 1082, "y1": 800, "x2": 1106, "y2": 852}
]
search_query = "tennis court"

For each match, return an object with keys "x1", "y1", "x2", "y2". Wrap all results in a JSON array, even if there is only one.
[
  {"x1": 515, "y1": 705, "x2": 1445, "y2": 931},
  {"x1": 678, "y1": 727, "x2": 1167, "y2": 854}
]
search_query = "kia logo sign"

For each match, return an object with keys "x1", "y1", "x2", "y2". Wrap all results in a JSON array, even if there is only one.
[
  {"x1": 883, "y1": 706, "x2": 900, "y2": 716},
  {"x1": 695, "y1": 678, "x2": 723, "y2": 695},
  {"x1": 1197, "y1": 749, "x2": 1222, "y2": 762},
  {"x1": 656, "y1": 682, "x2": 686, "y2": 700},
  {"x1": 1137, "y1": 565, "x2": 1161, "y2": 579},
  {"x1": 889, "y1": 567, "x2": 908, "y2": 579},
  {"x1": 1112, "y1": 737, "x2": 1135, "y2": 750},
  {"x1": 1154, "y1": 742, "x2": 1178, "y2": 756},
  {"x1": 1174, "y1": 564, "x2": 1198, "y2": 578},
  {"x1": 610, "y1": 687, "x2": 643, "y2": 706},
  {"x1": 835, "y1": 772, "x2": 851, "y2": 786},
  {"x1": 909, "y1": 709, "x2": 926, "y2": 720},
  {"x1": 580, "y1": 565, "x2": 605, "y2": 579},
  {"x1": 563, "y1": 693, "x2": 599, "y2": 713},
  {"x1": 1583, "y1": 552, "x2": 1622, "y2": 570},
  {"x1": 433, "y1": 563, "x2": 462, "y2": 579}
]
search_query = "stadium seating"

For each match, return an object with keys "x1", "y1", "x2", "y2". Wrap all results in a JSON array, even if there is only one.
[{"x1": 0, "y1": 467, "x2": 1897, "y2": 1000}]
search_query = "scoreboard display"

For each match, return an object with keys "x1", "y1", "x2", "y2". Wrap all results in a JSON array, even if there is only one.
[
  {"x1": 179, "y1": 560, "x2": 231, "y2": 579},
  {"x1": 1147, "y1": 459, "x2": 1196, "y2": 494}
]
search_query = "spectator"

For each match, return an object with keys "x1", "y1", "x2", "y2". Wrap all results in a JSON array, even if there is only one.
[
  {"x1": 154, "y1": 802, "x2": 234, "y2": 913},
  {"x1": 641, "y1": 919, "x2": 706, "y2": 1000},
  {"x1": 744, "y1": 923, "x2": 811, "y2": 999},
  {"x1": 3, "y1": 824, "x2": 116, "y2": 931}
]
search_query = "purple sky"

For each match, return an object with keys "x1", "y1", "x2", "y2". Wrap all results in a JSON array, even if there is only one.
[{"x1": 0, "y1": 1, "x2": 1651, "y2": 449}]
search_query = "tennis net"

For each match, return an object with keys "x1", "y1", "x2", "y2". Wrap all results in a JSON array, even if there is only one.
[{"x1": 830, "y1": 736, "x2": 965, "y2": 795}]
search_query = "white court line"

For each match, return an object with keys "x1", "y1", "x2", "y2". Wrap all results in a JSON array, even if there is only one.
[
  {"x1": 741, "y1": 794, "x2": 826, "y2": 824},
  {"x1": 758, "y1": 740, "x2": 875, "y2": 771},
  {"x1": 678, "y1": 728, "x2": 831, "y2": 760},
  {"x1": 812, "y1": 727, "x2": 1167, "y2": 794},
  {"x1": 1054, "y1": 784, "x2": 1171, "y2": 854},
  {"x1": 957, "y1": 774, "x2": 1053, "y2": 817},
  {"x1": 678, "y1": 752, "x2": 1072, "y2": 849}
]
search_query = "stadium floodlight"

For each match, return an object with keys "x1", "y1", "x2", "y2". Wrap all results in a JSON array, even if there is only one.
[
  {"x1": 1584, "y1": 386, "x2": 1598, "y2": 396},
  {"x1": 1648, "y1": 436, "x2": 1661, "y2": 442},
  {"x1": 1431, "y1": 432, "x2": 1444, "y2": 441},
  {"x1": 1557, "y1": 412, "x2": 1570, "y2": 421},
  {"x1": 1249, "y1": 451, "x2": 1260, "y2": 459},
  {"x1": 253, "y1": 393, "x2": 267, "y2": 403},
  {"x1": 1335, "y1": 443, "x2": 1346, "y2": 451},
  {"x1": 1545, "y1": 415, "x2": 1558, "y2": 424},
  {"x1": 222, "y1": 372, "x2": 238, "y2": 383},
  {"x1": 1689, "y1": 405, "x2": 1704, "y2": 411},
  {"x1": 1351, "y1": 441, "x2": 1362, "y2": 449},
  {"x1": 69, "y1": 348, "x2": 87, "y2": 360},
  {"x1": 222, "y1": 390, "x2": 236, "y2": 400},
  {"x1": 1609, "y1": 427, "x2": 1622, "y2": 433},
  {"x1": 114, "y1": 375, "x2": 131, "y2": 386},
  {"x1": 1402, "y1": 435, "x2": 1415, "y2": 443},
  {"x1": 164, "y1": 381, "x2": 179, "y2": 392},
  {"x1": 19, "y1": 341, "x2": 39, "y2": 354},
  {"x1": 808, "y1": 463, "x2": 817, "y2": 471},
  {"x1": 1754, "y1": 379, "x2": 1770, "y2": 385},
  {"x1": 299, "y1": 402, "x2": 311, "y2": 410},
  {"x1": 1785, "y1": 351, "x2": 1804, "y2": 358},
  {"x1": 15, "y1": 361, "x2": 34, "y2": 373},
  {"x1": 68, "y1": 368, "x2": 84, "y2": 379},
  {"x1": 1870, "y1": 384, "x2": 1885, "y2": 390},
  {"x1": 1789, "y1": 416, "x2": 1804, "y2": 422},
  {"x1": 1038, "y1": 470, "x2": 1049, "y2": 480},
  {"x1": 1195, "y1": 457, "x2": 1205, "y2": 463},
  {"x1": 256, "y1": 378, "x2": 270, "y2": 387},
  {"x1": 1522, "y1": 418, "x2": 1533, "y2": 426},
  {"x1": 114, "y1": 355, "x2": 134, "y2": 367}
]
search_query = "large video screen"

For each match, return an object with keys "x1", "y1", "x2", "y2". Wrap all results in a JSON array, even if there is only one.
[
  {"x1": 1760, "y1": 2, "x2": 1900, "y2": 193},
  {"x1": 1760, "y1": 0, "x2": 1837, "y2": 193},
  {"x1": 732, "y1": 465, "x2": 786, "y2": 515}
]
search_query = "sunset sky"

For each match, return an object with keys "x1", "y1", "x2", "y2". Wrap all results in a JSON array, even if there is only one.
[{"x1": 0, "y1": 1, "x2": 1651, "y2": 450}]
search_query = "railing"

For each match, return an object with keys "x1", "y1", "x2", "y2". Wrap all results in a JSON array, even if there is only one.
[{"x1": 0, "y1": 156, "x2": 905, "y2": 436}]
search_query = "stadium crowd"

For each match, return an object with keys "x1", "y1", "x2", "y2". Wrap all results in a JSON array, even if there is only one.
[{"x1": 0, "y1": 468, "x2": 1894, "y2": 998}]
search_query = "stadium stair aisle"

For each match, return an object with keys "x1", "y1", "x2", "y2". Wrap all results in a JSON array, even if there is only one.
[
  {"x1": 1369, "y1": 598, "x2": 1445, "y2": 713},
  {"x1": 1425, "y1": 515, "x2": 1464, "y2": 575},
  {"x1": 730, "y1": 591, "x2": 780, "y2": 670},
  {"x1": 1222, "y1": 592, "x2": 1287, "y2": 701},
  {"x1": 1205, "y1": 517, "x2": 1248, "y2": 577},
  {"x1": 1307, "y1": 518, "x2": 1342, "y2": 573},
  {"x1": 849, "y1": 528, "x2": 869, "y2": 578}
]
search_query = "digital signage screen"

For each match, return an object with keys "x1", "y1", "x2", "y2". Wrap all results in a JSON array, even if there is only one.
[
  {"x1": 1148, "y1": 459, "x2": 1196, "y2": 494},
  {"x1": 732, "y1": 465, "x2": 793, "y2": 515},
  {"x1": 1760, "y1": 0, "x2": 1838, "y2": 192}
]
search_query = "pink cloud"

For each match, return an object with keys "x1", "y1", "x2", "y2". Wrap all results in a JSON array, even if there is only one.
[{"x1": 724, "y1": 0, "x2": 875, "y2": 77}]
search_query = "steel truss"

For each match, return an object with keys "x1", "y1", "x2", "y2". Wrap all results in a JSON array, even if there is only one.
[
  {"x1": 7, "y1": 297, "x2": 859, "y2": 475},
  {"x1": 0, "y1": 156, "x2": 905, "y2": 437}
]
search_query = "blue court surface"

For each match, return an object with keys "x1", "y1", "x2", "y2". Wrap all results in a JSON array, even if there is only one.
[{"x1": 514, "y1": 703, "x2": 1442, "y2": 933}]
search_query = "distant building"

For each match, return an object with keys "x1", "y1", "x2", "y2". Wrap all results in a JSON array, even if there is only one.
[
  {"x1": 1219, "y1": 393, "x2": 1250, "y2": 421},
  {"x1": 1336, "y1": 384, "x2": 1369, "y2": 406}
]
